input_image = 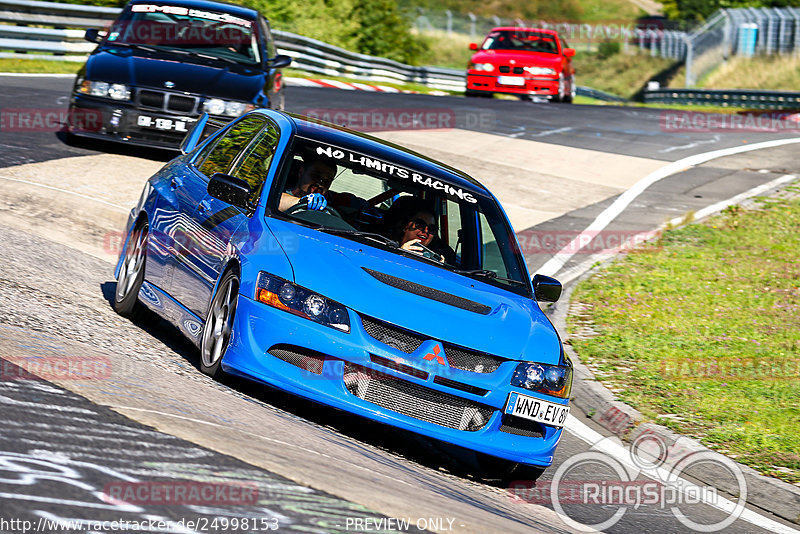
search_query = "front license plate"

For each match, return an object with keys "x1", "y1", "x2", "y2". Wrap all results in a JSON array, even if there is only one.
[
  {"x1": 505, "y1": 392, "x2": 569, "y2": 428},
  {"x1": 137, "y1": 115, "x2": 195, "y2": 132},
  {"x1": 497, "y1": 76, "x2": 525, "y2": 86}
]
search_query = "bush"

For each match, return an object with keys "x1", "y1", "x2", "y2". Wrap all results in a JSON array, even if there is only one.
[{"x1": 597, "y1": 40, "x2": 621, "y2": 59}]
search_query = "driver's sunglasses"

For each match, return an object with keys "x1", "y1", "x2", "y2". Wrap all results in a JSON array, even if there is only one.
[{"x1": 410, "y1": 219, "x2": 438, "y2": 234}]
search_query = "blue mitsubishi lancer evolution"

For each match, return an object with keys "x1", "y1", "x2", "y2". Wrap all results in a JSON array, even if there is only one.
[{"x1": 113, "y1": 109, "x2": 572, "y2": 476}]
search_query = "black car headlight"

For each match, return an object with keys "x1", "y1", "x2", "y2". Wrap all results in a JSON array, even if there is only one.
[
  {"x1": 255, "y1": 272, "x2": 350, "y2": 333},
  {"x1": 78, "y1": 80, "x2": 131, "y2": 101},
  {"x1": 511, "y1": 362, "x2": 572, "y2": 398}
]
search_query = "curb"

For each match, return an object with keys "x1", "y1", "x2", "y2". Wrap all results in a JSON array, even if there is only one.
[
  {"x1": 284, "y1": 76, "x2": 450, "y2": 96},
  {"x1": 545, "y1": 185, "x2": 800, "y2": 526}
]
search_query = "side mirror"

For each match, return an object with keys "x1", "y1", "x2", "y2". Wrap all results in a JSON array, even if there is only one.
[
  {"x1": 84, "y1": 28, "x2": 102, "y2": 43},
  {"x1": 469, "y1": 43, "x2": 479, "y2": 51},
  {"x1": 533, "y1": 274, "x2": 562, "y2": 302},
  {"x1": 563, "y1": 47, "x2": 576, "y2": 57},
  {"x1": 208, "y1": 173, "x2": 252, "y2": 210},
  {"x1": 268, "y1": 54, "x2": 292, "y2": 69}
]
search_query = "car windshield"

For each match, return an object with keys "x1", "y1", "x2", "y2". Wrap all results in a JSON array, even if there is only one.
[
  {"x1": 272, "y1": 136, "x2": 531, "y2": 296},
  {"x1": 107, "y1": 3, "x2": 260, "y2": 65},
  {"x1": 481, "y1": 30, "x2": 558, "y2": 54}
]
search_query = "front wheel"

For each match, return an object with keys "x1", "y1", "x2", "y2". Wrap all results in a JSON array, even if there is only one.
[
  {"x1": 200, "y1": 269, "x2": 240, "y2": 378},
  {"x1": 114, "y1": 221, "x2": 147, "y2": 319}
]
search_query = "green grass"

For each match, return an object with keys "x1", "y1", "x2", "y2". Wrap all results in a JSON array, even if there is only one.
[
  {"x1": 573, "y1": 49, "x2": 676, "y2": 100},
  {"x1": 0, "y1": 58, "x2": 81, "y2": 74},
  {"x1": 568, "y1": 190, "x2": 800, "y2": 484}
]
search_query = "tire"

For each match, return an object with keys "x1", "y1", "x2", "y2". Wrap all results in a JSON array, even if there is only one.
[
  {"x1": 563, "y1": 75, "x2": 576, "y2": 104},
  {"x1": 200, "y1": 269, "x2": 240, "y2": 378},
  {"x1": 114, "y1": 221, "x2": 148, "y2": 319}
]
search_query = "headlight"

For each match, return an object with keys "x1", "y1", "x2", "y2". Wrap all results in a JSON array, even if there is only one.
[
  {"x1": 469, "y1": 62, "x2": 494, "y2": 72},
  {"x1": 78, "y1": 80, "x2": 131, "y2": 101},
  {"x1": 255, "y1": 272, "x2": 350, "y2": 333},
  {"x1": 523, "y1": 66, "x2": 557, "y2": 76},
  {"x1": 203, "y1": 98, "x2": 252, "y2": 117},
  {"x1": 511, "y1": 362, "x2": 572, "y2": 398}
]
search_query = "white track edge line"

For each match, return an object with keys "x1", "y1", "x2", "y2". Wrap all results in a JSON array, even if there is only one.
[{"x1": 537, "y1": 137, "x2": 800, "y2": 277}]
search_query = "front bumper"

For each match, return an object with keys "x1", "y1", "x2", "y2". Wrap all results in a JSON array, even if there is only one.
[
  {"x1": 67, "y1": 94, "x2": 231, "y2": 150},
  {"x1": 221, "y1": 296, "x2": 567, "y2": 467},
  {"x1": 467, "y1": 73, "x2": 559, "y2": 97}
]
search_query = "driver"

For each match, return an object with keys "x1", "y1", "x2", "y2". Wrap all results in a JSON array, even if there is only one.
[{"x1": 278, "y1": 156, "x2": 337, "y2": 212}]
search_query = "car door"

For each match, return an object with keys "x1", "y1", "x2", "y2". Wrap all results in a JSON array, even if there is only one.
[{"x1": 170, "y1": 115, "x2": 280, "y2": 318}]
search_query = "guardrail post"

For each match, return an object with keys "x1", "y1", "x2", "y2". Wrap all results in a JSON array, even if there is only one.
[
  {"x1": 445, "y1": 10, "x2": 452, "y2": 34},
  {"x1": 684, "y1": 34, "x2": 694, "y2": 87},
  {"x1": 468, "y1": 13, "x2": 477, "y2": 40}
]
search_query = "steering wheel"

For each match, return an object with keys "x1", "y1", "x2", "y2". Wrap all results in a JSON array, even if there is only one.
[{"x1": 285, "y1": 199, "x2": 343, "y2": 219}]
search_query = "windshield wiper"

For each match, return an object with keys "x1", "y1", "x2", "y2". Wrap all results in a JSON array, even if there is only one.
[
  {"x1": 317, "y1": 227, "x2": 399, "y2": 248},
  {"x1": 453, "y1": 268, "x2": 528, "y2": 286}
]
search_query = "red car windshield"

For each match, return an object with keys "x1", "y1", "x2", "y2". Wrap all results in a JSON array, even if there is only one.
[{"x1": 481, "y1": 31, "x2": 559, "y2": 54}]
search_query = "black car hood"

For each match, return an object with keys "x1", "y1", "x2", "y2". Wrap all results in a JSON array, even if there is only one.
[{"x1": 85, "y1": 46, "x2": 265, "y2": 100}]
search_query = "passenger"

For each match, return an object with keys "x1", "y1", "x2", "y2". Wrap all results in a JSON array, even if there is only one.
[
  {"x1": 385, "y1": 196, "x2": 455, "y2": 264},
  {"x1": 279, "y1": 156, "x2": 337, "y2": 212}
]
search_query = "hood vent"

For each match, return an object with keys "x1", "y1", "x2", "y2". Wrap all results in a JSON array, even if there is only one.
[{"x1": 362, "y1": 268, "x2": 491, "y2": 315}]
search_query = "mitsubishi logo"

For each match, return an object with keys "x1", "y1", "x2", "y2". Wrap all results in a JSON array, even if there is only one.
[{"x1": 423, "y1": 343, "x2": 447, "y2": 365}]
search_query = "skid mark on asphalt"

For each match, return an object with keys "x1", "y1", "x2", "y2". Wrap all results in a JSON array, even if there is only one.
[{"x1": 0, "y1": 357, "x2": 424, "y2": 533}]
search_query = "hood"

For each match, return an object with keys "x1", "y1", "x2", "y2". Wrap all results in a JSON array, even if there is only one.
[
  {"x1": 471, "y1": 50, "x2": 562, "y2": 69},
  {"x1": 266, "y1": 220, "x2": 561, "y2": 364},
  {"x1": 85, "y1": 47, "x2": 265, "y2": 100}
]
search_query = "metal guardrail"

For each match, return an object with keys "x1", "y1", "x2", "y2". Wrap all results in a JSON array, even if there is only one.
[
  {"x1": 644, "y1": 88, "x2": 800, "y2": 109},
  {"x1": 0, "y1": 0, "x2": 466, "y2": 91}
]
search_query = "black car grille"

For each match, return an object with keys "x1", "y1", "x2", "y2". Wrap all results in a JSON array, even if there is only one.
[
  {"x1": 268, "y1": 345, "x2": 325, "y2": 375},
  {"x1": 343, "y1": 363, "x2": 493, "y2": 431},
  {"x1": 360, "y1": 315, "x2": 508, "y2": 373},
  {"x1": 499, "y1": 414, "x2": 544, "y2": 438},
  {"x1": 498, "y1": 66, "x2": 524, "y2": 74},
  {"x1": 444, "y1": 346, "x2": 505, "y2": 373},
  {"x1": 360, "y1": 315, "x2": 424, "y2": 354},
  {"x1": 137, "y1": 89, "x2": 198, "y2": 114}
]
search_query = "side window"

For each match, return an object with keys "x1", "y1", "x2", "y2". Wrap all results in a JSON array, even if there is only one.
[
  {"x1": 444, "y1": 199, "x2": 462, "y2": 262},
  {"x1": 260, "y1": 18, "x2": 275, "y2": 58},
  {"x1": 229, "y1": 121, "x2": 280, "y2": 205},
  {"x1": 198, "y1": 116, "x2": 265, "y2": 178},
  {"x1": 479, "y1": 212, "x2": 508, "y2": 277}
]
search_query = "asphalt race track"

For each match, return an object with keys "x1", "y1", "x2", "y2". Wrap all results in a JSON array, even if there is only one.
[{"x1": 0, "y1": 74, "x2": 799, "y2": 534}]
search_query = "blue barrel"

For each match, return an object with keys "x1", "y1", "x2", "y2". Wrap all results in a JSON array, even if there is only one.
[{"x1": 738, "y1": 23, "x2": 758, "y2": 57}]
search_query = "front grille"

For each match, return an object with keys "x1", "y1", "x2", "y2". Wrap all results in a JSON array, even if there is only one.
[
  {"x1": 498, "y1": 66, "x2": 524, "y2": 74},
  {"x1": 139, "y1": 90, "x2": 164, "y2": 108},
  {"x1": 268, "y1": 345, "x2": 325, "y2": 375},
  {"x1": 343, "y1": 363, "x2": 493, "y2": 431},
  {"x1": 168, "y1": 94, "x2": 196, "y2": 113},
  {"x1": 361, "y1": 315, "x2": 424, "y2": 354},
  {"x1": 513, "y1": 67, "x2": 524, "y2": 74},
  {"x1": 444, "y1": 345, "x2": 506, "y2": 373},
  {"x1": 370, "y1": 354, "x2": 428, "y2": 379},
  {"x1": 433, "y1": 376, "x2": 488, "y2": 396},
  {"x1": 362, "y1": 268, "x2": 491, "y2": 315},
  {"x1": 499, "y1": 414, "x2": 544, "y2": 438},
  {"x1": 361, "y1": 315, "x2": 507, "y2": 373}
]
